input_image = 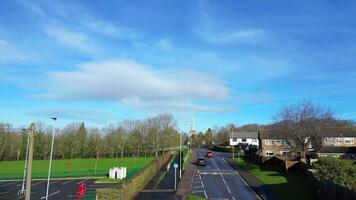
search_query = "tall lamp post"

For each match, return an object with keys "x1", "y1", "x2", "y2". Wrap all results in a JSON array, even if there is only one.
[
  {"x1": 231, "y1": 126, "x2": 235, "y2": 159},
  {"x1": 45, "y1": 118, "x2": 57, "y2": 200},
  {"x1": 19, "y1": 128, "x2": 30, "y2": 196},
  {"x1": 179, "y1": 130, "x2": 182, "y2": 179}
]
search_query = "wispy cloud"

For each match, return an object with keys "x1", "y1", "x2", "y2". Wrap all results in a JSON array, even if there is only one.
[
  {"x1": 28, "y1": 108, "x2": 114, "y2": 123},
  {"x1": 120, "y1": 97, "x2": 235, "y2": 113},
  {"x1": 0, "y1": 39, "x2": 8, "y2": 47},
  {"x1": 155, "y1": 38, "x2": 173, "y2": 50},
  {"x1": 44, "y1": 26, "x2": 94, "y2": 53},
  {"x1": 38, "y1": 59, "x2": 231, "y2": 112},
  {"x1": 198, "y1": 29, "x2": 266, "y2": 44}
]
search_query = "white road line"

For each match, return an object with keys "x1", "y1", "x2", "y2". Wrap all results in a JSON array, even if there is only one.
[
  {"x1": 40, "y1": 190, "x2": 60, "y2": 199},
  {"x1": 193, "y1": 185, "x2": 203, "y2": 189},
  {"x1": 232, "y1": 197, "x2": 236, "y2": 200},
  {"x1": 77, "y1": 179, "x2": 87, "y2": 184},
  {"x1": 222, "y1": 178, "x2": 227, "y2": 184},
  {"x1": 192, "y1": 190, "x2": 204, "y2": 193},
  {"x1": 49, "y1": 180, "x2": 60, "y2": 185},
  {"x1": 226, "y1": 185, "x2": 231, "y2": 194},
  {"x1": 61, "y1": 179, "x2": 76, "y2": 185},
  {"x1": 198, "y1": 174, "x2": 202, "y2": 180},
  {"x1": 1, "y1": 182, "x2": 17, "y2": 187},
  {"x1": 32, "y1": 181, "x2": 46, "y2": 186}
]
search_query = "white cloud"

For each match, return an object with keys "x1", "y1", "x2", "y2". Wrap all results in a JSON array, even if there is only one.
[
  {"x1": 198, "y1": 29, "x2": 266, "y2": 44},
  {"x1": 44, "y1": 26, "x2": 94, "y2": 53},
  {"x1": 84, "y1": 21, "x2": 140, "y2": 39},
  {"x1": 120, "y1": 97, "x2": 235, "y2": 113},
  {"x1": 155, "y1": 38, "x2": 173, "y2": 50},
  {"x1": 41, "y1": 59, "x2": 230, "y2": 112}
]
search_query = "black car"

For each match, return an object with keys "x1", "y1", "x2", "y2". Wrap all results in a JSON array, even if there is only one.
[{"x1": 197, "y1": 157, "x2": 206, "y2": 166}]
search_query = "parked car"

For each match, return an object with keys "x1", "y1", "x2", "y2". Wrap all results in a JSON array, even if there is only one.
[
  {"x1": 197, "y1": 157, "x2": 206, "y2": 166},
  {"x1": 206, "y1": 151, "x2": 213, "y2": 157}
]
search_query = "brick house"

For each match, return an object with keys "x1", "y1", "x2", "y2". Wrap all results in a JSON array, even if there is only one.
[
  {"x1": 317, "y1": 130, "x2": 356, "y2": 159},
  {"x1": 258, "y1": 130, "x2": 292, "y2": 158}
]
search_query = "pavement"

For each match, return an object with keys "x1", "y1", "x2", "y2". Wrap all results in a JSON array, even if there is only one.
[
  {"x1": 175, "y1": 149, "x2": 196, "y2": 200},
  {"x1": 0, "y1": 178, "x2": 116, "y2": 200},
  {"x1": 190, "y1": 148, "x2": 261, "y2": 200},
  {"x1": 135, "y1": 154, "x2": 179, "y2": 200}
]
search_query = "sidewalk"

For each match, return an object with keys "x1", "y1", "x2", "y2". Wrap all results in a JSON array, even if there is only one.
[
  {"x1": 224, "y1": 158, "x2": 279, "y2": 200},
  {"x1": 174, "y1": 149, "x2": 197, "y2": 200},
  {"x1": 135, "y1": 153, "x2": 178, "y2": 200}
]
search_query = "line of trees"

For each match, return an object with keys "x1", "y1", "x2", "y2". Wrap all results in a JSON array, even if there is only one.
[{"x1": 0, "y1": 113, "x2": 180, "y2": 161}]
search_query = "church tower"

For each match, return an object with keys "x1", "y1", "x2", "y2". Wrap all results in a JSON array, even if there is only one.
[{"x1": 189, "y1": 117, "x2": 197, "y2": 136}]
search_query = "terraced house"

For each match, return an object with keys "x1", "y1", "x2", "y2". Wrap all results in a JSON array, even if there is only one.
[
  {"x1": 258, "y1": 130, "x2": 293, "y2": 158},
  {"x1": 317, "y1": 129, "x2": 356, "y2": 159}
]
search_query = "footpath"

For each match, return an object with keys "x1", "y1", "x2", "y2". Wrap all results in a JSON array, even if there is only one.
[
  {"x1": 174, "y1": 149, "x2": 196, "y2": 200},
  {"x1": 225, "y1": 158, "x2": 279, "y2": 200},
  {"x1": 135, "y1": 153, "x2": 180, "y2": 200}
]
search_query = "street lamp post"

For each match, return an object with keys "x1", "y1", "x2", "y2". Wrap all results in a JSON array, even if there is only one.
[
  {"x1": 179, "y1": 130, "x2": 182, "y2": 179},
  {"x1": 231, "y1": 126, "x2": 235, "y2": 159},
  {"x1": 45, "y1": 118, "x2": 57, "y2": 200},
  {"x1": 20, "y1": 128, "x2": 30, "y2": 196}
]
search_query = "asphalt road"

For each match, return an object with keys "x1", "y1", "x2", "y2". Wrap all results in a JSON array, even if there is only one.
[
  {"x1": 0, "y1": 178, "x2": 114, "y2": 200},
  {"x1": 191, "y1": 148, "x2": 260, "y2": 200}
]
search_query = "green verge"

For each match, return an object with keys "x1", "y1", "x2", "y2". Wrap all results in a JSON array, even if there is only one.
[
  {"x1": 183, "y1": 149, "x2": 192, "y2": 170},
  {"x1": 234, "y1": 157, "x2": 314, "y2": 200},
  {"x1": 0, "y1": 157, "x2": 153, "y2": 179},
  {"x1": 188, "y1": 194, "x2": 206, "y2": 200}
]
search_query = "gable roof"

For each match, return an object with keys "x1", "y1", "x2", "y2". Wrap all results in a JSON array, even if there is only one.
[
  {"x1": 258, "y1": 129, "x2": 284, "y2": 139},
  {"x1": 323, "y1": 128, "x2": 356, "y2": 137},
  {"x1": 232, "y1": 131, "x2": 258, "y2": 139}
]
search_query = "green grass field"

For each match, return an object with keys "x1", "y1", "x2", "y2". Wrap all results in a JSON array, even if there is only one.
[
  {"x1": 234, "y1": 157, "x2": 314, "y2": 200},
  {"x1": 0, "y1": 157, "x2": 153, "y2": 180}
]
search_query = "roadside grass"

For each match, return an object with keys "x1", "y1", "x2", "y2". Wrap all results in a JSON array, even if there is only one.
[
  {"x1": 0, "y1": 157, "x2": 153, "y2": 179},
  {"x1": 188, "y1": 194, "x2": 206, "y2": 200},
  {"x1": 183, "y1": 149, "x2": 192, "y2": 170},
  {"x1": 234, "y1": 157, "x2": 314, "y2": 200}
]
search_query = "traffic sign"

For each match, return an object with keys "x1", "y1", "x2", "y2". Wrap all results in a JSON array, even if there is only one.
[{"x1": 173, "y1": 163, "x2": 178, "y2": 169}]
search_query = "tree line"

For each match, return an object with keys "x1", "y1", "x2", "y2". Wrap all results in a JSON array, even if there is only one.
[{"x1": 0, "y1": 113, "x2": 180, "y2": 161}]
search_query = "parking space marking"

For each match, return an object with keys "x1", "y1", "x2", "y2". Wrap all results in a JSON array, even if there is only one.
[
  {"x1": 1, "y1": 182, "x2": 17, "y2": 187},
  {"x1": 61, "y1": 179, "x2": 75, "y2": 185},
  {"x1": 77, "y1": 179, "x2": 87, "y2": 184},
  {"x1": 32, "y1": 181, "x2": 46, "y2": 186},
  {"x1": 40, "y1": 191, "x2": 60, "y2": 199}
]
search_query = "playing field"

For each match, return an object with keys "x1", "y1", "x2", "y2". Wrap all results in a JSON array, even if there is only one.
[{"x1": 0, "y1": 157, "x2": 153, "y2": 180}]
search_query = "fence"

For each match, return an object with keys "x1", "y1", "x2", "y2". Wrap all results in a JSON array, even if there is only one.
[
  {"x1": 306, "y1": 169, "x2": 356, "y2": 200},
  {"x1": 96, "y1": 152, "x2": 175, "y2": 200}
]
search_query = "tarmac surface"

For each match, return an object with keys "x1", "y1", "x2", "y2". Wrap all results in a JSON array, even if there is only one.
[
  {"x1": 0, "y1": 178, "x2": 115, "y2": 200},
  {"x1": 191, "y1": 148, "x2": 261, "y2": 200}
]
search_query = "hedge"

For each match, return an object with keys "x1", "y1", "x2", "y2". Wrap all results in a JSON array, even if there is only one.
[{"x1": 96, "y1": 152, "x2": 174, "y2": 200}]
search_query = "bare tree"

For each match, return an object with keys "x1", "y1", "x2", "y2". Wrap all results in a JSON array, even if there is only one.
[{"x1": 273, "y1": 101, "x2": 334, "y2": 160}]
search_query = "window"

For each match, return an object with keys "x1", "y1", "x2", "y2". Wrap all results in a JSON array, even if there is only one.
[
  {"x1": 336, "y1": 138, "x2": 343, "y2": 144},
  {"x1": 251, "y1": 139, "x2": 257, "y2": 142},
  {"x1": 232, "y1": 138, "x2": 237, "y2": 142},
  {"x1": 344, "y1": 138, "x2": 354, "y2": 144},
  {"x1": 266, "y1": 151, "x2": 274, "y2": 156},
  {"x1": 324, "y1": 137, "x2": 335, "y2": 144},
  {"x1": 242, "y1": 138, "x2": 247, "y2": 142},
  {"x1": 265, "y1": 140, "x2": 273, "y2": 145},
  {"x1": 275, "y1": 140, "x2": 282, "y2": 146}
]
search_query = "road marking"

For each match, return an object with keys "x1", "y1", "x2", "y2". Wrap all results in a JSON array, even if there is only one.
[
  {"x1": 49, "y1": 180, "x2": 60, "y2": 185},
  {"x1": 32, "y1": 181, "x2": 46, "y2": 186},
  {"x1": 61, "y1": 179, "x2": 75, "y2": 185},
  {"x1": 1, "y1": 182, "x2": 17, "y2": 187},
  {"x1": 77, "y1": 179, "x2": 87, "y2": 184},
  {"x1": 40, "y1": 190, "x2": 60, "y2": 199},
  {"x1": 232, "y1": 197, "x2": 236, "y2": 200},
  {"x1": 226, "y1": 185, "x2": 231, "y2": 194},
  {"x1": 193, "y1": 185, "x2": 203, "y2": 189},
  {"x1": 192, "y1": 190, "x2": 204, "y2": 193},
  {"x1": 0, "y1": 191, "x2": 8, "y2": 195}
]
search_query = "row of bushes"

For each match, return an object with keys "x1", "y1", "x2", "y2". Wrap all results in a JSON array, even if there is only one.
[
  {"x1": 96, "y1": 152, "x2": 174, "y2": 200},
  {"x1": 211, "y1": 145, "x2": 242, "y2": 153}
]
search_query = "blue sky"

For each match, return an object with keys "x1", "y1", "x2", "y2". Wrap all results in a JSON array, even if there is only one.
[{"x1": 0, "y1": 0, "x2": 356, "y2": 132}]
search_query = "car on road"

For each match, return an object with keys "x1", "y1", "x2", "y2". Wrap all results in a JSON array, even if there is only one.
[
  {"x1": 206, "y1": 151, "x2": 213, "y2": 157},
  {"x1": 197, "y1": 157, "x2": 206, "y2": 166}
]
